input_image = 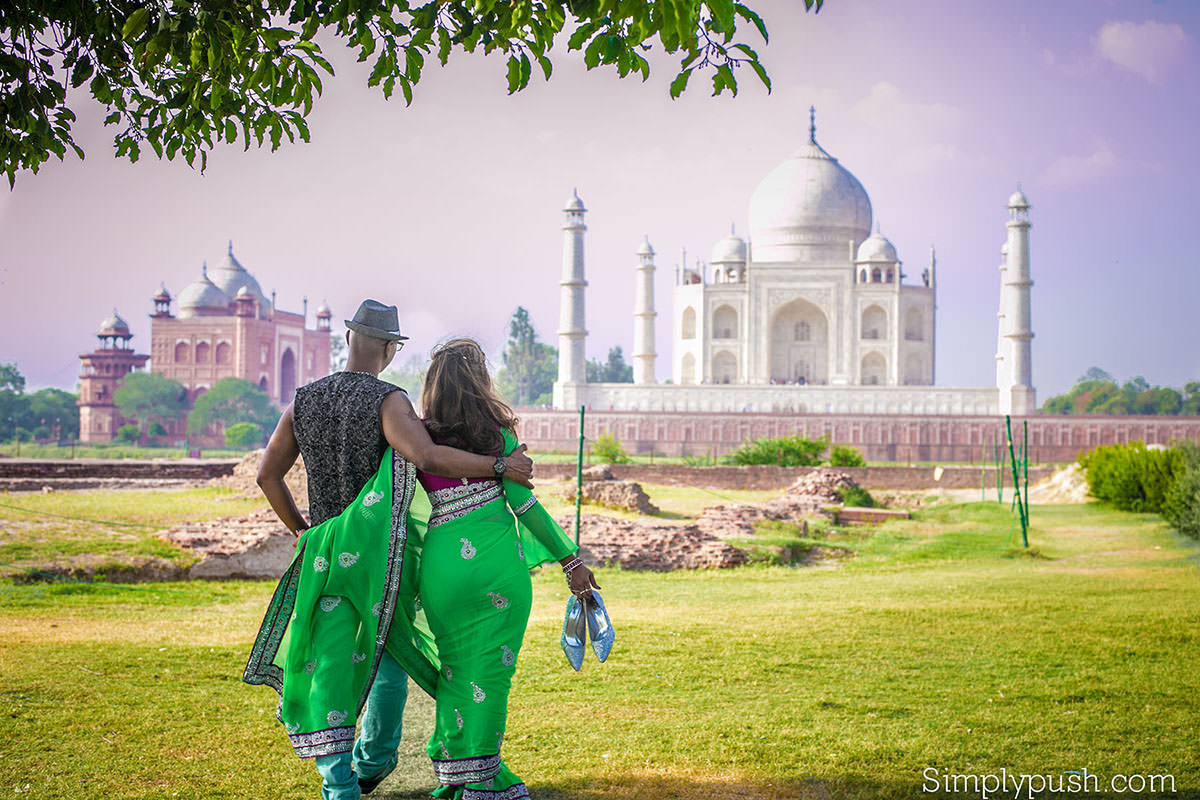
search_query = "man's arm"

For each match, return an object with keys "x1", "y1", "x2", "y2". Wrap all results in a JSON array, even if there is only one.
[
  {"x1": 256, "y1": 405, "x2": 310, "y2": 536},
  {"x1": 380, "y1": 391, "x2": 534, "y2": 487}
]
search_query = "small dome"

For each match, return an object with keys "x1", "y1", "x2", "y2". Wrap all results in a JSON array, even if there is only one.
[
  {"x1": 236, "y1": 286, "x2": 252, "y2": 297},
  {"x1": 98, "y1": 308, "x2": 130, "y2": 336},
  {"x1": 856, "y1": 232, "x2": 898, "y2": 263},
  {"x1": 711, "y1": 230, "x2": 747, "y2": 264},
  {"x1": 636, "y1": 236, "x2": 655, "y2": 257},
  {"x1": 209, "y1": 242, "x2": 269, "y2": 318},
  {"x1": 1008, "y1": 188, "x2": 1029, "y2": 208},
  {"x1": 316, "y1": 301, "x2": 332, "y2": 316},
  {"x1": 153, "y1": 283, "x2": 170, "y2": 301},
  {"x1": 177, "y1": 265, "x2": 230, "y2": 317},
  {"x1": 564, "y1": 189, "x2": 585, "y2": 212}
]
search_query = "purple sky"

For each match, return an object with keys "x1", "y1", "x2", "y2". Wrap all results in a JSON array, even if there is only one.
[{"x1": 2, "y1": 0, "x2": 1198, "y2": 399}]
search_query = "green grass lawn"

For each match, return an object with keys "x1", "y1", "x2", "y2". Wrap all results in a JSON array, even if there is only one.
[
  {"x1": 0, "y1": 442, "x2": 248, "y2": 459},
  {"x1": 0, "y1": 494, "x2": 1198, "y2": 799}
]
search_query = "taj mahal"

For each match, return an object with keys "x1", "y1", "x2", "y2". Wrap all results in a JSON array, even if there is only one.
[{"x1": 551, "y1": 110, "x2": 1036, "y2": 417}]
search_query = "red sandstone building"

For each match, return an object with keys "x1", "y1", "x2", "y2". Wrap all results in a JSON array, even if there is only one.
[{"x1": 78, "y1": 244, "x2": 332, "y2": 443}]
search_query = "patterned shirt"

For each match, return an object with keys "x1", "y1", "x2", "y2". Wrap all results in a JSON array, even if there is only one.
[{"x1": 292, "y1": 372, "x2": 401, "y2": 526}]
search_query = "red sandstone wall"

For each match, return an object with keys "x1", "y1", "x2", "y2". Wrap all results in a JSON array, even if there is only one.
[{"x1": 515, "y1": 410, "x2": 1200, "y2": 464}]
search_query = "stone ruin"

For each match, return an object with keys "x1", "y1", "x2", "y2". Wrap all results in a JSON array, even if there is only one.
[
  {"x1": 218, "y1": 448, "x2": 308, "y2": 500},
  {"x1": 559, "y1": 464, "x2": 659, "y2": 515},
  {"x1": 557, "y1": 515, "x2": 748, "y2": 571},
  {"x1": 696, "y1": 468, "x2": 860, "y2": 538}
]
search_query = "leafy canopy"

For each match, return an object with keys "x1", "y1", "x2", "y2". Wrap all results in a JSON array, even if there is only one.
[
  {"x1": 113, "y1": 370, "x2": 188, "y2": 430},
  {"x1": 1041, "y1": 368, "x2": 1200, "y2": 416},
  {"x1": 2, "y1": 0, "x2": 822, "y2": 187},
  {"x1": 188, "y1": 376, "x2": 279, "y2": 433},
  {"x1": 497, "y1": 306, "x2": 557, "y2": 407}
]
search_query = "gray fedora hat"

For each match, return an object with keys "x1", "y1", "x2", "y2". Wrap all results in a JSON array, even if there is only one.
[{"x1": 345, "y1": 299, "x2": 409, "y2": 342}]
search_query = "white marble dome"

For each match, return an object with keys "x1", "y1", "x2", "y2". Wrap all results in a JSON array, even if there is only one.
[
  {"x1": 637, "y1": 235, "x2": 655, "y2": 257},
  {"x1": 711, "y1": 230, "x2": 747, "y2": 264},
  {"x1": 177, "y1": 266, "x2": 230, "y2": 317},
  {"x1": 748, "y1": 136, "x2": 872, "y2": 249},
  {"x1": 856, "y1": 232, "x2": 898, "y2": 263},
  {"x1": 1008, "y1": 189, "x2": 1029, "y2": 208},
  {"x1": 564, "y1": 189, "x2": 585, "y2": 212}
]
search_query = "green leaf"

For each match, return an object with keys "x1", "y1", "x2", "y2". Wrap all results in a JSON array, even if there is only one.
[
  {"x1": 747, "y1": 57, "x2": 771, "y2": 93},
  {"x1": 437, "y1": 27, "x2": 452, "y2": 65},
  {"x1": 567, "y1": 20, "x2": 597, "y2": 51},
  {"x1": 536, "y1": 52, "x2": 552, "y2": 80},
  {"x1": 261, "y1": 28, "x2": 295, "y2": 49},
  {"x1": 122, "y1": 8, "x2": 151, "y2": 41},
  {"x1": 734, "y1": 3, "x2": 769, "y2": 43},
  {"x1": 668, "y1": 68, "x2": 690, "y2": 99},
  {"x1": 69, "y1": 58, "x2": 93, "y2": 89},
  {"x1": 225, "y1": 119, "x2": 237, "y2": 142},
  {"x1": 505, "y1": 54, "x2": 521, "y2": 93}
]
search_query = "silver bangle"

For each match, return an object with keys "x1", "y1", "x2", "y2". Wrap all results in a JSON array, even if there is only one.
[{"x1": 561, "y1": 557, "x2": 583, "y2": 575}]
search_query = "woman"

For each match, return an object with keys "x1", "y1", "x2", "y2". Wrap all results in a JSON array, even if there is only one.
[{"x1": 416, "y1": 337, "x2": 599, "y2": 800}]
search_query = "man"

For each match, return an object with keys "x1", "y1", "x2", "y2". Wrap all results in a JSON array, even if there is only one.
[{"x1": 251, "y1": 299, "x2": 534, "y2": 800}]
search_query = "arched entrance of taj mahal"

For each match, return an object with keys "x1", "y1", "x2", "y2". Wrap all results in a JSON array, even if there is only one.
[{"x1": 769, "y1": 298, "x2": 828, "y2": 384}]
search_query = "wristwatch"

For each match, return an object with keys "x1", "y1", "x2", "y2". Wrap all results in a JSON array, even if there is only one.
[{"x1": 492, "y1": 457, "x2": 507, "y2": 476}]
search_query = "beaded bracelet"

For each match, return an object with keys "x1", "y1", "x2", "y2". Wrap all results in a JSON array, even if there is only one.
[{"x1": 561, "y1": 557, "x2": 583, "y2": 576}]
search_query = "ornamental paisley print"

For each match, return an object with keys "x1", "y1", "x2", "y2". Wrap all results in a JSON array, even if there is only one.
[
  {"x1": 500, "y1": 645, "x2": 516, "y2": 666},
  {"x1": 440, "y1": 741, "x2": 450, "y2": 759},
  {"x1": 471, "y1": 682, "x2": 486, "y2": 703},
  {"x1": 337, "y1": 551, "x2": 360, "y2": 568},
  {"x1": 515, "y1": 541, "x2": 524, "y2": 561},
  {"x1": 455, "y1": 708, "x2": 464, "y2": 730},
  {"x1": 305, "y1": 660, "x2": 317, "y2": 675},
  {"x1": 351, "y1": 651, "x2": 367, "y2": 664},
  {"x1": 320, "y1": 597, "x2": 342, "y2": 613},
  {"x1": 327, "y1": 709, "x2": 347, "y2": 726},
  {"x1": 312, "y1": 556, "x2": 329, "y2": 573},
  {"x1": 488, "y1": 592, "x2": 509, "y2": 610},
  {"x1": 371, "y1": 602, "x2": 381, "y2": 618},
  {"x1": 460, "y1": 538, "x2": 477, "y2": 559},
  {"x1": 444, "y1": 665, "x2": 453, "y2": 681},
  {"x1": 362, "y1": 490, "x2": 384, "y2": 507}
]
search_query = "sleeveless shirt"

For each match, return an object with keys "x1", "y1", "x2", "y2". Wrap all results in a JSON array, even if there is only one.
[{"x1": 292, "y1": 372, "x2": 401, "y2": 526}]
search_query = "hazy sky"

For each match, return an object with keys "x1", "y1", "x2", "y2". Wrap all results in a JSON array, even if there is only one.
[{"x1": 2, "y1": 0, "x2": 1198, "y2": 399}]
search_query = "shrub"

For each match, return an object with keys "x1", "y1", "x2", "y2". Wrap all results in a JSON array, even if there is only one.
[
  {"x1": 721, "y1": 434, "x2": 827, "y2": 467},
  {"x1": 116, "y1": 424, "x2": 141, "y2": 444},
  {"x1": 829, "y1": 444, "x2": 866, "y2": 467},
  {"x1": 1079, "y1": 441, "x2": 1181, "y2": 512},
  {"x1": 1163, "y1": 442, "x2": 1200, "y2": 539},
  {"x1": 591, "y1": 431, "x2": 631, "y2": 464},
  {"x1": 837, "y1": 485, "x2": 877, "y2": 508},
  {"x1": 225, "y1": 421, "x2": 263, "y2": 450},
  {"x1": 148, "y1": 422, "x2": 168, "y2": 437}
]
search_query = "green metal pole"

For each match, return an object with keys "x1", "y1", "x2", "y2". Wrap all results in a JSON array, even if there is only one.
[
  {"x1": 1023, "y1": 420, "x2": 1030, "y2": 526},
  {"x1": 575, "y1": 405, "x2": 585, "y2": 547},
  {"x1": 1005, "y1": 415, "x2": 1029, "y2": 547}
]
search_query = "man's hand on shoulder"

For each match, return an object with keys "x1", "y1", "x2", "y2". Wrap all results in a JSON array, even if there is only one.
[{"x1": 502, "y1": 443, "x2": 534, "y2": 488}]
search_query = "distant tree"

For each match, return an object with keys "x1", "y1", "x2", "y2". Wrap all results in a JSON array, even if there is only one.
[
  {"x1": 24, "y1": 388, "x2": 80, "y2": 440},
  {"x1": 224, "y1": 421, "x2": 263, "y2": 449},
  {"x1": 380, "y1": 355, "x2": 430, "y2": 399},
  {"x1": 1041, "y1": 373, "x2": 1200, "y2": 416},
  {"x1": 0, "y1": 363, "x2": 28, "y2": 440},
  {"x1": 587, "y1": 346, "x2": 634, "y2": 383},
  {"x1": 330, "y1": 333, "x2": 348, "y2": 372},
  {"x1": 1, "y1": 0, "x2": 815, "y2": 186},
  {"x1": 189, "y1": 377, "x2": 279, "y2": 434},
  {"x1": 114, "y1": 372, "x2": 188, "y2": 432},
  {"x1": 496, "y1": 307, "x2": 557, "y2": 407},
  {"x1": 1079, "y1": 366, "x2": 1113, "y2": 383},
  {"x1": 0, "y1": 362, "x2": 25, "y2": 394},
  {"x1": 116, "y1": 424, "x2": 141, "y2": 444}
]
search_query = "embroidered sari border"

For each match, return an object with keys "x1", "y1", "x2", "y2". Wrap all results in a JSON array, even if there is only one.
[
  {"x1": 288, "y1": 725, "x2": 356, "y2": 759},
  {"x1": 462, "y1": 783, "x2": 530, "y2": 800},
  {"x1": 431, "y1": 753, "x2": 503, "y2": 784}
]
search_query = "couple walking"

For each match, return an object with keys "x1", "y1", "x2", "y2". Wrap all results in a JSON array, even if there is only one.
[{"x1": 243, "y1": 299, "x2": 599, "y2": 799}]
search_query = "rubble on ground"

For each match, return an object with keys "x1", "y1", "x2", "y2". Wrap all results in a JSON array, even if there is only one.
[
  {"x1": 160, "y1": 508, "x2": 299, "y2": 579},
  {"x1": 1027, "y1": 463, "x2": 1090, "y2": 504},
  {"x1": 217, "y1": 449, "x2": 308, "y2": 500},
  {"x1": 696, "y1": 468, "x2": 858, "y2": 539},
  {"x1": 561, "y1": 474, "x2": 659, "y2": 515},
  {"x1": 557, "y1": 514, "x2": 747, "y2": 571}
]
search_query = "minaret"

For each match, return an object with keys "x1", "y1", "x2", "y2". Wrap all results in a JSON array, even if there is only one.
[
  {"x1": 554, "y1": 189, "x2": 588, "y2": 407},
  {"x1": 995, "y1": 242, "x2": 1009, "y2": 392},
  {"x1": 1001, "y1": 186, "x2": 1035, "y2": 414},
  {"x1": 633, "y1": 236, "x2": 657, "y2": 384},
  {"x1": 928, "y1": 246, "x2": 937, "y2": 384}
]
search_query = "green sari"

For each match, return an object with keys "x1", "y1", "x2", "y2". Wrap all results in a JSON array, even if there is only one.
[
  {"x1": 244, "y1": 431, "x2": 577, "y2": 799},
  {"x1": 418, "y1": 428, "x2": 578, "y2": 799}
]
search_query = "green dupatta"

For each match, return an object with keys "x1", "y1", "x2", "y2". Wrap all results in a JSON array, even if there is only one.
[{"x1": 242, "y1": 448, "x2": 442, "y2": 758}]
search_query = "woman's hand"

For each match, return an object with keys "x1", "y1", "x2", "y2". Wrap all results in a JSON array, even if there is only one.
[{"x1": 567, "y1": 564, "x2": 601, "y2": 600}]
